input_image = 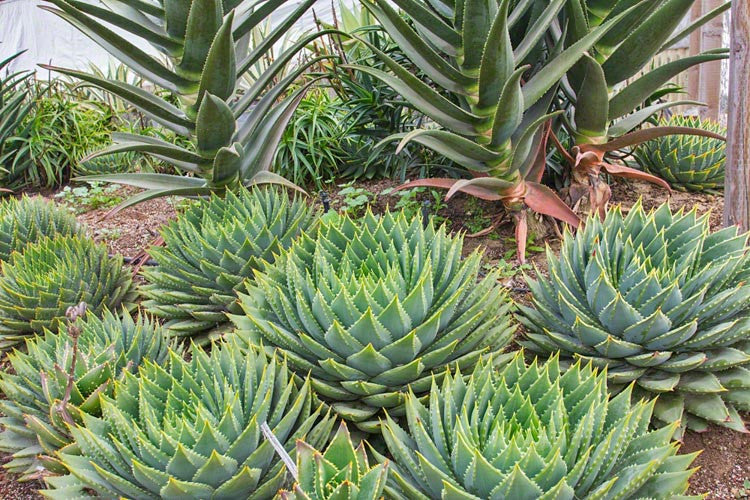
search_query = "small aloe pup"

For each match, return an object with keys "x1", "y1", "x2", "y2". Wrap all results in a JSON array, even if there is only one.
[
  {"x1": 231, "y1": 209, "x2": 516, "y2": 431},
  {"x1": 141, "y1": 186, "x2": 318, "y2": 344},
  {"x1": 0, "y1": 309, "x2": 170, "y2": 480},
  {"x1": 43, "y1": 339, "x2": 335, "y2": 499},
  {"x1": 278, "y1": 422, "x2": 389, "y2": 500},
  {"x1": 520, "y1": 201, "x2": 750, "y2": 435},
  {"x1": 374, "y1": 353, "x2": 698, "y2": 499},
  {"x1": 0, "y1": 236, "x2": 135, "y2": 349}
]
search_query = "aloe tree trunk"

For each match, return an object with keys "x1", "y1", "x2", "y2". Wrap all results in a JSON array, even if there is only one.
[{"x1": 724, "y1": 0, "x2": 750, "y2": 230}]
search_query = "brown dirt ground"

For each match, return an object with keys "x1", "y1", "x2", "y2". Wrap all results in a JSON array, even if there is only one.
[{"x1": 0, "y1": 178, "x2": 748, "y2": 498}]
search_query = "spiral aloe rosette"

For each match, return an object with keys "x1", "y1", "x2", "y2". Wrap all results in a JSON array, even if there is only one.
[
  {"x1": 0, "y1": 236, "x2": 135, "y2": 349},
  {"x1": 141, "y1": 187, "x2": 318, "y2": 343},
  {"x1": 635, "y1": 116, "x2": 726, "y2": 192},
  {"x1": 278, "y1": 422, "x2": 389, "y2": 500},
  {"x1": 231, "y1": 210, "x2": 516, "y2": 431},
  {"x1": 0, "y1": 310, "x2": 170, "y2": 480},
  {"x1": 374, "y1": 353, "x2": 698, "y2": 499},
  {"x1": 43, "y1": 340, "x2": 335, "y2": 499},
  {"x1": 519, "y1": 201, "x2": 750, "y2": 434},
  {"x1": 0, "y1": 195, "x2": 82, "y2": 264}
]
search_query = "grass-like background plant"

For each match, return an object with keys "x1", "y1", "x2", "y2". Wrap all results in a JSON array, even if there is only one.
[
  {"x1": 0, "y1": 310, "x2": 170, "y2": 479},
  {"x1": 231, "y1": 209, "x2": 516, "y2": 431},
  {"x1": 520, "y1": 202, "x2": 750, "y2": 435},
  {"x1": 141, "y1": 186, "x2": 318, "y2": 344}
]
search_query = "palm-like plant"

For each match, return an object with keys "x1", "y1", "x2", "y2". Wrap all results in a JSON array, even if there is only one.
[
  {"x1": 374, "y1": 353, "x2": 698, "y2": 498},
  {"x1": 0, "y1": 51, "x2": 35, "y2": 192},
  {"x1": 141, "y1": 186, "x2": 318, "y2": 343},
  {"x1": 0, "y1": 236, "x2": 135, "y2": 348},
  {"x1": 345, "y1": 0, "x2": 633, "y2": 259},
  {"x1": 519, "y1": 202, "x2": 750, "y2": 435},
  {"x1": 43, "y1": 340, "x2": 334, "y2": 499},
  {"x1": 41, "y1": 0, "x2": 333, "y2": 209},
  {"x1": 0, "y1": 310, "x2": 170, "y2": 480},
  {"x1": 0, "y1": 195, "x2": 82, "y2": 264},
  {"x1": 552, "y1": 0, "x2": 729, "y2": 214},
  {"x1": 231, "y1": 210, "x2": 516, "y2": 431}
]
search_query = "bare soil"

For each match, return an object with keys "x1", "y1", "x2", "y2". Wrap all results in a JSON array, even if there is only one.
[{"x1": 0, "y1": 178, "x2": 747, "y2": 498}]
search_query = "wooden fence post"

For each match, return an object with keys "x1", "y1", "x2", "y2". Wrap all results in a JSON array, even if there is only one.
[
  {"x1": 724, "y1": 0, "x2": 750, "y2": 229},
  {"x1": 698, "y1": 0, "x2": 725, "y2": 120}
]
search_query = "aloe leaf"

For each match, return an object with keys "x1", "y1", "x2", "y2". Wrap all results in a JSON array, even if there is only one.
[
  {"x1": 601, "y1": 0, "x2": 696, "y2": 85},
  {"x1": 107, "y1": 186, "x2": 213, "y2": 216},
  {"x1": 594, "y1": 125, "x2": 726, "y2": 153},
  {"x1": 39, "y1": 65, "x2": 193, "y2": 135},
  {"x1": 197, "y1": 11, "x2": 236, "y2": 104},
  {"x1": 364, "y1": 0, "x2": 473, "y2": 94},
  {"x1": 75, "y1": 172, "x2": 206, "y2": 189},
  {"x1": 522, "y1": 5, "x2": 631, "y2": 110},
  {"x1": 163, "y1": 0, "x2": 191, "y2": 39},
  {"x1": 394, "y1": 130, "x2": 503, "y2": 170},
  {"x1": 607, "y1": 100, "x2": 704, "y2": 137},
  {"x1": 178, "y1": 0, "x2": 222, "y2": 76},
  {"x1": 237, "y1": 0, "x2": 317, "y2": 74},
  {"x1": 233, "y1": 0, "x2": 291, "y2": 40},
  {"x1": 234, "y1": 34, "x2": 335, "y2": 115},
  {"x1": 81, "y1": 141, "x2": 204, "y2": 173},
  {"x1": 395, "y1": 178, "x2": 502, "y2": 200},
  {"x1": 508, "y1": 0, "x2": 536, "y2": 28},
  {"x1": 608, "y1": 52, "x2": 728, "y2": 120},
  {"x1": 596, "y1": 0, "x2": 660, "y2": 54},
  {"x1": 196, "y1": 93, "x2": 236, "y2": 157},
  {"x1": 462, "y1": 0, "x2": 494, "y2": 73},
  {"x1": 382, "y1": 0, "x2": 462, "y2": 56},
  {"x1": 489, "y1": 66, "x2": 527, "y2": 148},
  {"x1": 477, "y1": 0, "x2": 514, "y2": 112},
  {"x1": 511, "y1": 111, "x2": 562, "y2": 172},
  {"x1": 40, "y1": 3, "x2": 195, "y2": 93},
  {"x1": 65, "y1": 0, "x2": 182, "y2": 55},
  {"x1": 513, "y1": 0, "x2": 566, "y2": 64},
  {"x1": 660, "y1": 0, "x2": 731, "y2": 51},
  {"x1": 346, "y1": 63, "x2": 485, "y2": 136},
  {"x1": 445, "y1": 177, "x2": 516, "y2": 200},
  {"x1": 574, "y1": 55, "x2": 609, "y2": 139},
  {"x1": 246, "y1": 171, "x2": 307, "y2": 195},
  {"x1": 241, "y1": 85, "x2": 312, "y2": 178}
]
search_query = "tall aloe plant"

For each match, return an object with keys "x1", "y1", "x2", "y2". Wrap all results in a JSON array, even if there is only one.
[
  {"x1": 553, "y1": 0, "x2": 729, "y2": 214},
  {"x1": 41, "y1": 0, "x2": 331, "y2": 209},
  {"x1": 347, "y1": 0, "x2": 630, "y2": 260}
]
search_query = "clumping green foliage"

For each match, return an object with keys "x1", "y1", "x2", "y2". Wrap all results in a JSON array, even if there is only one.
[
  {"x1": 0, "y1": 236, "x2": 135, "y2": 348},
  {"x1": 0, "y1": 195, "x2": 82, "y2": 264},
  {"x1": 520, "y1": 201, "x2": 750, "y2": 435},
  {"x1": 231, "y1": 209, "x2": 516, "y2": 431},
  {"x1": 141, "y1": 187, "x2": 318, "y2": 343},
  {"x1": 375, "y1": 353, "x2": 698, "y2": 499},
  {"x1": 43, "y1": 340, "x2": 335, "y2": 499},
  {"x1": 279, "y1": 422, "x2": 389, "y2": 500},
  {"x1": 635, "y1": 115, "x2": 726, "y2": 192},
  {"x1": 0, "y1": 310, "x2": 170, "y2": 479}
]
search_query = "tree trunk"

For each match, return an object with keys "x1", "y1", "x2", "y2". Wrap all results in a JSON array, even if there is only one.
[{"x1": 724, "y1": 0, "x2": 750, "y2": 229}]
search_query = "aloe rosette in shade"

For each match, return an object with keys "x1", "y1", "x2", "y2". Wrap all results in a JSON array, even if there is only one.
[
  {"x1": 0, "y1": 236, "x2": 135, "y2": 349},
  {"x1": 141, "y1": 187, "x2": 318, "y2": 344},
  {"x1": 43, "y1": 340, "x2": 335, "y2": 499},
  {"x1": 520, "y1": 201, "x2": 750, "y2": 434},
  {"x1": 278, "y1": 422, "x2": 389, "y2": 500},
  {"x1": 0, "y1": 310, "x2": 170, "y2": 480},
  {"x1": 374, "y1": 353, "x2": 698, "y2": 499},
  {"x1": 0, "y1": 195, "x2": 83, "y2": 264},
  {"x1": 231, "y1": 209, "x2": 516, "y2": 431},
  {"x1": 634, "y1": 115, "x2": 726, "y2": 193}
]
